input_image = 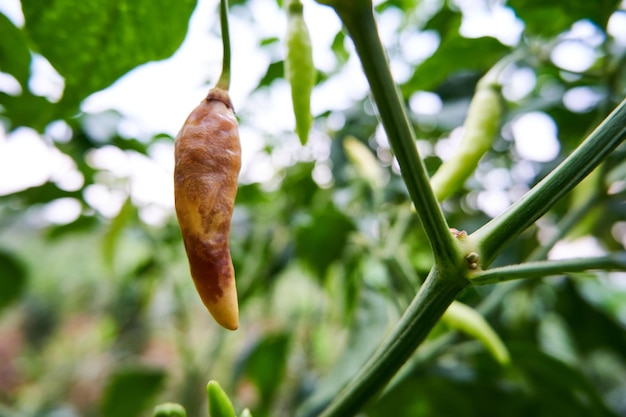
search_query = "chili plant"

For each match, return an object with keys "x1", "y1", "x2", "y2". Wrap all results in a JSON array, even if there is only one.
[{"x1": 306, "y1": 0, "x2": 626, "y2": 416}]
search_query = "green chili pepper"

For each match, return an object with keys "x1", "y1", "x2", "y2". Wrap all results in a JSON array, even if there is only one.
[
  {"x1": 442, "y1": 301, "x2": 510, "y2": 365},
  {"x1": 153, "y1": 402, "x2": 188, "y2": 417},
  {"x1": 207, "y1": 380, "x2": 236, "y2": 417},
  {"x1": 285, "y1": 0, "x2": 316, "y2": 145},
  {"x1": 343, "y1": 135, "x2": 385, "y2": 189},
  {"x1": 430, "y1": 76, "x2": 502, "y2": 201}
]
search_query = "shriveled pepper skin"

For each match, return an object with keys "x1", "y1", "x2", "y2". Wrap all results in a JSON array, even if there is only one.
[{"x1": 174, "y1": 87, "x2": 241, "y2": 330}]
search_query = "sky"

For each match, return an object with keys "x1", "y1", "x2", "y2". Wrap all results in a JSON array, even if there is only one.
[{"x1": 0, "y1": 0, "x2": 625, "y2": 251}]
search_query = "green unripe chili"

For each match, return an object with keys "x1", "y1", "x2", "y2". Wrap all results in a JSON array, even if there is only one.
[
  {"x1": 430, "y1": 77, "x2": 502, "y2": 201},
  {"x1": 285, "y1": 0, "x2": 316, "y2": 145},
  {"x1": 442, "y1": 301, "x2": 510, "y2": 365},
  {"x1": 207, "y1": 380, "x2": 236, "y2": 417},
  {"x1": 153, "y1": 403, "x2": 188, "y2": 417},
  {"x1": 343, "y1": 135, "x2": 385, "y2": 188}
]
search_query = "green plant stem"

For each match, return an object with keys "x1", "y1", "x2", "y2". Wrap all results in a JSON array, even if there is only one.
[
  {"x1": 470, "y1": 253, "x2": 626, "y2": 285},
  {"x1": 318, "y1": 267, "x2": 469, "y2": 417},
  {"x1": 216, "y1": 0, "x2": 231, "y2": 90},
  {"x1": 305, "y1": 2, "x2": 471, "y2": 416},
  {"x1": 476, "y1": 187, "x2": 600, "y2": 316},
  {"x1": 472, "y1": 97, "x2": 626, "y2": 266},
  {"x1": 325, "y1": 0, "x2": 459, "y2": 266}
]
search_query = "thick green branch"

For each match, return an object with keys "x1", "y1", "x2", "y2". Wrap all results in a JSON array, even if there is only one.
[
  {"x1": 472, "y1": 97, "x2": 626, "y2": 265},
  {"x1": 470, "y1": 253, "x2": 626, "y2": 285},
  {"x1": 324, "y1": 0, "x2": 460, "y2": 266}
]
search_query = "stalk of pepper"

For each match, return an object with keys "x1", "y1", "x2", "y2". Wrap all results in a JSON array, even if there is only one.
[{"x1": 174, "y1": 0, "x2": 241, "y2": 330}]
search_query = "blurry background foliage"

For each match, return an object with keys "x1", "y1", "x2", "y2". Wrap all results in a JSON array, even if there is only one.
[{"x1": 1, "y1": 0, "x2": 626, "y2": 416}]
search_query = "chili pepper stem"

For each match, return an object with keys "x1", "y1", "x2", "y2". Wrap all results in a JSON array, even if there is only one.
[{"x1": 216, "y1": 0, "x2": 231, "y2": 91}]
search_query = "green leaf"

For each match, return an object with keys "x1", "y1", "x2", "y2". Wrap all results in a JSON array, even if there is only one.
[
  {"x1": 100, "y1": 366, "x2": 166, "y2": 417},
  {"x1": 331, "y1": 31, "x2": 349, "y2": 64},
  {"x1": 402, "y1": 35, "x2": 510, "y2": 94},
  {"x1": 234, "y1": 332, "x2": 291, "y2": 414},
  {"x1": 0, "y1": 13, "x2": 31, "y2": 86},
  {"x1": 0, "y1": 91, "x2": 56, "y2": 132},
  {"x1": 0, "y1": 249, "x2": 27, "y2": 314},
  {"x1": 46, "y1": 215, "x2": 100, "y2": 240},
  {"x1": 0, "y1": 181, "x2": 82, "y2": 205},
  {"x1": 280, "y1": 161, "x2": 318, "y2": 210},
  {"x1": 511, "y1": 344, "x2": 618, "y2": 417},
  {"x1": 260, "y1": 36, "x2": 279, "y2": 47},
  {"x1": 102, "y1": 197, "x2": 137, "y2": 269},
  {"x1": 557, "y1": 280, "x2": 626, "y2": 359},
  {"x1": 295, "y1": 203, "x2": 355, "y2": 279},
  {"x1": 21, "y1": 0, "x2": 197, "y2": 116},
  {"x1": 509, "y1": 0, "x2": 620, "y2": 37},
  {"x1": 297, "y1": 290, "x2": 391, "y2": 417},
  {"x1": 255, "y1": 60, "x2": 285, "y2": 89}
]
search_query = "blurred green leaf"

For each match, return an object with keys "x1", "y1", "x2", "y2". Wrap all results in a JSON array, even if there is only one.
[
  {"x1": 402, "y1": 35, "x2": 509, "y2": 94},
  {"x1": 0, "y1": 13, "x2": 31, "y2": 86},
  {"x1": 46, "y1": 215, "x2": 100, "y2": 240},
  {"x1": 234, "y1": 332, "x2": 291, "y2": 416},
  {"x1": 101, "y1": 366, "x2": 166, "y2": 417},
  {"x1": 0, "y1": 91, "x2": 56, "y2": 132},
  {"x1": 557, "y1": 280, "x2": 626, "y2": 360},
  {"x1": 260, "y1": 37, "x2": 279, "y2": 47},
  {"x1": 368, "y1": 342, "x2": 620, "y2": 417},
  {"x1": 0, "y1": 249, "x2": 27, "y2": 313},
  {"x1": 297, "y1": 290, "x2": 391, "y2": 417},
  {"x1": 0, "y1": 181, "x2": 82, "y2": 205},
  {"x1": 511, "y1": 344, "x2": 618, "y2": 417},
  {"x1": 103, "y1": 197, "x2": 137, "y2": 269},
  {"x1": 281, "y1": 162, "x2": 319, "y2": 210},
  {"x1": 295, "y1": 203, "x2": 355, "y2": 279},
  {"x1": 21, "y1": 297, "x2": 58, "y2": 350},
  {"x1": 509, "y1": 0, "x2": 620, "y2": 37},
  {"x1": 331, "y1": 31, "x2": 349, "y2": 64},
  {"x1": 256, "y1": 60, "x2": 285, "y2": 89},
  {"x1": 21, "y1": 0, "x2": 197, "y2": 117}
]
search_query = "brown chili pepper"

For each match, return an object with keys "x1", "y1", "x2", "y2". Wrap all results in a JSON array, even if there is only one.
[{"x1": 174, "y1": 87, "x2": 241, "y2": 330}]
